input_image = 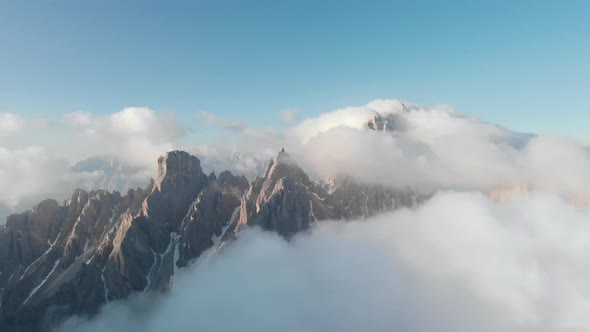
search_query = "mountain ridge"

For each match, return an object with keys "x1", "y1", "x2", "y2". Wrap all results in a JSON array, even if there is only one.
[{"x1": 0, "y1": 149, "x2": 422, "y2": 332}]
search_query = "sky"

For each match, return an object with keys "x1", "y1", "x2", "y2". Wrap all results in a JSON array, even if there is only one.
[{"x1": 1, "y1": 0, "x2": 589, "y2": 139}]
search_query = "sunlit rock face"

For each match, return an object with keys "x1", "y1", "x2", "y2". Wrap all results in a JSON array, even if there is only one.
[
  {"x1": 489, "y1": 183, "x2": 590, "y2": 209},
  {"x1": 489, "y1": 184, "x2": 530, "y2": 202}
]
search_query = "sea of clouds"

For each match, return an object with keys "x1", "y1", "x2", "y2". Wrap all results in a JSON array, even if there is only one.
[{"x1": 58, "y1": 191, "x2": 590, "y2": 332}]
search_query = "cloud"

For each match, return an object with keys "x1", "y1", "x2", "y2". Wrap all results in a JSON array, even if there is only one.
[
  {"x1": 57, "y1": 191, "x2": 590, "y2": 332},
  {"x1": 188, "y1": 99, "x2": 590, "y2": 200},
  {"x1": 70, "y1": 107, "x2": 185, "y2": 168},
  {"x1": 30, "y1": 118, "x2": 54, "y2": 129},
  {"x1": 283, "y1": 100, "x2": 590, "y2": 198},
  {"x1": 0, "y1": 146, "x2": 102, "y2": 215},
  {"x1": 4, "y1": 98, "x2": 590, "y2": 220},
  {"x1": 365, "y1": 98, "x2": 410, "y2": 115},
  {"x1": 280, "y1": 108, "x2": 298, "y2": 124},
  {"x1": 191, "y1": 144, "x2": 270, "y2": 179},
  {"x1": 287, "y1": 106, "x2": 378, "y2": 143},
  {"x1": 0, "y1": 107, "x2": 186, "y2": 220},
  {"x1": 63, "y1": 112, "x2": 93, "y2": 128},
  {"x1": 199, "y1": 111, "x2": 218, "y2": 124},
  {"x1": 0, "y1": 113, "x2": 26, "y2": 136}
]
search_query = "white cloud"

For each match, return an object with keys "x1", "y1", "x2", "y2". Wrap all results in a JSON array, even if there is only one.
[
  {"x1": 287, "y1": 106, "x2": 378, "y2": 143},
  {"x1": 281, "y1": 99, "x2": 590, "y2": 198},
  {"x1": 63, "y1": 112, "x2": 93, "y2": 128},
  {"x1": 0, "y1": 113, "x2": 26, "y2": 136},
  {"x1": 365, "y1": 98, "x2": 410, "y2": 114},
  {"x1": 30, "y1": 118, "x2": 54, "y2": 129},
  {"x1": 199, "y1": 111, "x2": 218, "y2": 124},
  {"x1": 0, "y1": 107, "x2": 186, "y2": 219},
  {"x1": 58, "y1": 191, "x2": 590, "y2": 332},
  {"x1": 0, "y1": 146, "x2": 101, "y2": 214},
  {"x1": 71, "y1": 107, "x2": 185, "y2": 168},
  {"x1": 4, "y1": 98, "x2": 590, "y2": 221},
  {"x1": 280, "y1": 108, "x2": 298, "y2": 124},
  {"x1": 191, "y1": 144, "x2": 271, "y2": 179},
  {"x1": 186, "y1": 99, "x2": 590, "y2": 200}
]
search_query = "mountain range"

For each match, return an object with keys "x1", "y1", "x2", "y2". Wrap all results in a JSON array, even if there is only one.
[{"x1": 0, "y1": 147, "x2": 425, "y2": 331}]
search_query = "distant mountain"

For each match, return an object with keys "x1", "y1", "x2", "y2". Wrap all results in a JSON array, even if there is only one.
[
  {"x1": 0, "y1": 156, "x2": 149, "y2": 228},
  {"x1": 0, "y1": 149, "x2": 424, "y2": 331},
  {"x1": 70, "y1": 155, "x2": 149, "y2": 193}
]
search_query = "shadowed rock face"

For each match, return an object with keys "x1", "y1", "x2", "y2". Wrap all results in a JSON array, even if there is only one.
[
  {"x1": 0, "y1": 149, "x2": 426, "y2": 332},
  {"x1": 177, "y1": 170, "x2": 249, "y2": 267},
  {"x1": 0, "y1": 188, "x2": 146, "y2": 332},
  {"x1": 322, "y1": 175, "x2": 430, "y2": 218}
]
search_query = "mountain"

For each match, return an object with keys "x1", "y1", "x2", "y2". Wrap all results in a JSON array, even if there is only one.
[
  {"x1": 235, "y1": 148, "x2": 342, "y2": 238},
  {"x1": 0, "y1": 149, "x2": 423, "y2": 331},
  {"x1": 70, "y1": 155, "x2": 149, "y2": 193},
  {"x1": 235, "y1": 149, "x2": 427, "y2": 238}
]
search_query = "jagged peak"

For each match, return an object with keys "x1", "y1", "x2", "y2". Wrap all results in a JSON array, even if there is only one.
[
  {"x1": 277, "y1": 148, "x2": 290, "y2": 163},
  {"x1": 30, "y1": 199, "x2": 60, "y2": 214},
  {"x1": 208, "y1": 170, "x2": 217, "y2": 182},
  {"x1": 154, "y1": 150, "x2": 204, "y2": 190},
  {"x1": 361, "y1": 99, "x2": 412, "y2": 132},
  {"x1": 217, "y1": 170, "x2": 246, "y2": 185},
  {"x1": 262, "y1": 158, "x2": 275, "y2": 178}
]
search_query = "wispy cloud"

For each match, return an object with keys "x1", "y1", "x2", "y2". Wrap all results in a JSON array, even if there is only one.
[
  {"x1": 280, "y1": 108, "x2": 298, "y2": 124},
  {"x1": 0, "y1": 113, "x2": 26, "y2": 136}
]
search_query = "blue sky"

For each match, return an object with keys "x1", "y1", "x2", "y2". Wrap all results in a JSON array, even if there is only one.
[{"x1": 1, "y1": 0, "x2": 589, "y2": 137}]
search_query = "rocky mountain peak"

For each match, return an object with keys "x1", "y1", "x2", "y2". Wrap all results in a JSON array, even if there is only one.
[
  {"x1": 362, "y1": 100, "x2": 410, "y2": 132},
  {"x1": 216, "y1": 170, "x2": 248, "y2": 190},
  {"x1": 236, "y1": 149, "x2": 339, "y2": 238},
  {"x1": 154, "y1": 150, "x2": 204, "y2": 192},
  {"x1": 257, "y1": 150, "x2": 312, "y2": 204}
]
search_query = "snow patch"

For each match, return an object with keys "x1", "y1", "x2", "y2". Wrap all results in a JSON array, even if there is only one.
[
  {"x1": 143, "y1": 249, "x2": 158, "y2": 292},
  {"x1": 309, "y1": 199, "x2": 317, "y2": 222},
  {"x1": 100, "y1": 264, "x2": 109, "y2": 303},
  {"x1": 21, "y1": 228, "x2": 62, "y2": 280},
  {"x1": 22, "y1": 258, "x2": 61, "y2": 306}
]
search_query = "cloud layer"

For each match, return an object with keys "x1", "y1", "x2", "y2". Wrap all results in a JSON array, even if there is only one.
[
  {"x1": 0, "y1": 113, "x2": 26, "y2": 136},
  {"x1": 0, "y1": 146, "x2": 102, "y2": 213},
  {"x1": 0, "y1": 107, "x2": 185, "y2": 221},
  {"x1": 281, "y1": 100, "x2": 590, "y2": 198},
  {"x1": 3, "y1": 98, "x2": 590, "y2": 221},
  {"x1": 58, "y1": 191, "x2": 590, "y2": 332}
]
